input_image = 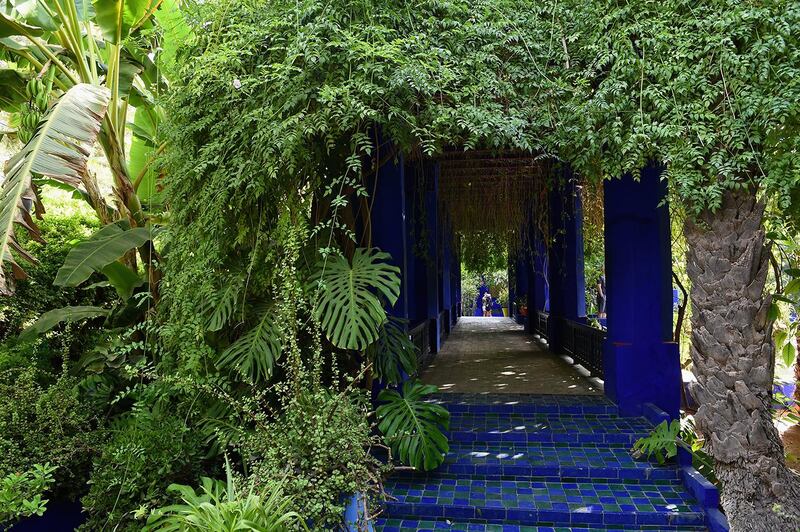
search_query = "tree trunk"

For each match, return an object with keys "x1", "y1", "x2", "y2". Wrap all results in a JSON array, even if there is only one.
[{"x1": 685, "y1": 189, "x2": 800, "y2": 530}]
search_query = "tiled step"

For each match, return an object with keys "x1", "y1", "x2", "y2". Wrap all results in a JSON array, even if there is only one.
[
  {"x1": 399, "y1": 441, "x2": 679, "y2": 481},
  {"x1": 383, "y1": 477, "x2": 705, "y2": 528},
  {"x1": 446, "y1": 412, "x2": 652, "y2": 445},
  {"x1": 427, "y1": 394, "x2": 618, "y2": 415},
  {"x1": 375, "y1": 518, "x2": 708, "y2": 531}
]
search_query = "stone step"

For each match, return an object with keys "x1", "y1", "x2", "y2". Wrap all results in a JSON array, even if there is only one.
[
  {"x1": 397, "y1": 441, "x2": 678, "y2": 481},
  {"x1": 446, "y1": 412, "x2": 652, "y2": 445},
  {"x1": 374, "y1": 518, "x2": 708, "y2": 531},
  {"x1": 383, "y1": 477, "x2": 705, "y2": 528},
  {"x1": 427, "y1": 394, "x2": 618, "y2": 416}
]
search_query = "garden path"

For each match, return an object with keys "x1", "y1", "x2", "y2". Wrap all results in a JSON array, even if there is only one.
[{"x1": 421, "y1": 317, "x2": 600, "y2": 395}]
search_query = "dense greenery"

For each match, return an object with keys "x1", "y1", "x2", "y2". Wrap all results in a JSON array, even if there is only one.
[
  {"x1": 0, "y1": 0, "x2": 798, "y2": 528},
  {"x1": 0, "y1": 367, "x2": 101, "y2": 502},
  {"x1": 244, "y1": 389, "x2": 383, "y2": 527}
]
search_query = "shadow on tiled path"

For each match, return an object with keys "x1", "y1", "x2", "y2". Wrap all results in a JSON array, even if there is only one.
[{"x1": 421, "y1": 317, "x2": 600, "y2": 395}]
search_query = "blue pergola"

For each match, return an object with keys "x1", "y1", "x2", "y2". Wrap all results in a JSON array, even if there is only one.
[{"x1": 369, "y1": 141, "x2": 681, "y2": 420}]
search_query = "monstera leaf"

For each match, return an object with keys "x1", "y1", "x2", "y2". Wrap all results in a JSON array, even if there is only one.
[
  {"x1": 217, "y1": 304, "x2": 282, "y2": 383},
  {"x1": 311, "y1": 248, "x2": 400, "y2": 351},
  {"x1": 377, "y1": 380, "x2": 450, "y2": 471},
  {"x1": 0, "y1": 83, "x2": 110, "y2": 295},
  {"x1": 367, "y1": 316, "x2": 418, "y2": 385}
]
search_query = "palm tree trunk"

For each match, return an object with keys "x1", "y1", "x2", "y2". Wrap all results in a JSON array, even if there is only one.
[{"x1": 685, "y1": 188, "x2": 800, "y2": 529}]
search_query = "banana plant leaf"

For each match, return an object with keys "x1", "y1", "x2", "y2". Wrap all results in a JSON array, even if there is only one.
[
  {"x1": 0, "y1": 10, "x2": 43, "y2": 38},
  {"x1": 0, "y1": 68, "x2": 27, "y2": 112},
  {"x1": 19, "y1": 305, "x2": 109, "y2": 340},
  {"x1": 54, "y1": 221, "x2": 153, "y2": 287},
  {"x1": 93, "y1": 0, "x2": 160, "y2": 44},
  {"x1": 0, "y1": 83, "x2": 110, "y2": 295}
]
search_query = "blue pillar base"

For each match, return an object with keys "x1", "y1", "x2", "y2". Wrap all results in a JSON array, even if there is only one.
[
  {"x1": 431, "y1": 317, "x2": 441, "y2": 353},
  {"x1": 603, "y1": 341, "x2": 680, "y2": 418}
]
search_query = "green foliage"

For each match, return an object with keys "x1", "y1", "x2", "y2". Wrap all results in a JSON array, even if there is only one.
[
  {"x1": 311, "y1": 248, "x2": 401, "y2": 351},
  {"x1": 632, "y1": 417, "x2": 717, "y2": 486},
  {"x1": 460, "y1": 232, "x2": 509, "y2": 274},
  {"x1": 367, "y1": 317, "x2": 419, "y2": 385},
  {"x1": 145, "y1": 459, "x2": 306, "y2": 532},
  {"x1": 562, "y1": 0, "x2": 800, "y2": 212},
  {"x1": 632, "y1": 420, "x2": 680, "y2": 465},
  {"x1": 0, "y1": 463, "x2": 56, "y2": 524},
  {"x1": 53, "y1": 221, "x2": 151, "y2": 292},
  {"x1": 81, "y1": 409, "x2": 206, "y2": 531},
  {"x1": 19, "y1": 305, "x2": 109, "y2": 341},
  {"x1": 377, "y1": 380, "x2": 450, "y2": 471},
  {"x1": 0, "y1": 367, "x2": 101, "y2": 501},
  {"x1": 0, "y1": 83, "x2": 110, "y2": 293},
  {"x1": 245, "y1": 388, "x2": 383, "y2": 529},
  {"x1": 0, "y1": 211, "x2": 112, "y2": 353},
  {"x1": 217, "y1": 304, "x2": 283, "y2": 384}
]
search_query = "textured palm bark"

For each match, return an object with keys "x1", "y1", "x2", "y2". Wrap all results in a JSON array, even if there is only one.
[{"x1": 686, "y1": 189, "x2": 800, "y2": 530}]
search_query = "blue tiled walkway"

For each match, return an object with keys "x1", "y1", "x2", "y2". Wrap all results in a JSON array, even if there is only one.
[{"x1": 376, "y1": 394, "x2": 717, "y2": 531}]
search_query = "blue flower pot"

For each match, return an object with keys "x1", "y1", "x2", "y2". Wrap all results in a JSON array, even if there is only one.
[{"x1": 343, "y1": 492, "x2": 373, "y2": 531}]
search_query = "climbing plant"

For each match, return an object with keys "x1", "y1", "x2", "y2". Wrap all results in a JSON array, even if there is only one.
[{"x1": 0, "y1": 0, "x2": 797, "y2": 527}]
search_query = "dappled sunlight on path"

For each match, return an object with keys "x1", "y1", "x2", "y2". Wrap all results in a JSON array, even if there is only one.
[{"x1": 421, "y1": 317, "x2": 599, "y2": 394}]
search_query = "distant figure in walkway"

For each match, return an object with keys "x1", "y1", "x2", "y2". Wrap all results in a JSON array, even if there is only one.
[
  {"x1": 597, "y1": 271, "x2": 607, "y2": 318},
  {"x1": 482, "y1": 292, "x2": 493, "y2": 317}
]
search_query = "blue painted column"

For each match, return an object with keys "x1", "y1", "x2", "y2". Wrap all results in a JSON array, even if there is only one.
[
  {"x1": 405, "y1": 165, "x2": 426, "y2": 327},
  {"x1": 514, "y1": 247, "x2": 530, "y2": 325},
  {"x1": 531, "y1": 228, "x2": 549, "y2": 314},
  {"x1": 441, "y1": 218, "x2": 453, "y2": 334},
  {"x1": 602, "y1": 165, "x2": 680, "y2": 418},
  {"x1": 508, "y1": 253, "x2": 516, "y2": 318},
  {"x1": 547, "y1": 170, "x2": 586, "y2": 351},
  {"x1": 448, "y1": 233, "x2": 457, "y2": 325},
  {"x1": 369, "y1": 150, "x2": 409, "y2": 320},
  {"x1": 424, "y1": 162, "x2": 441, "y2": 353},
  {"x1": 454, "y1": 236, "x2": 462, "y2": 319}
]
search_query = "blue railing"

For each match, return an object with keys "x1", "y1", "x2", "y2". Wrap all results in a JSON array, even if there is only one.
[
  {"x1": 409, "y1": 320, "x2": 432, "y2": 370},
  {"x1": 556, "y1": 317, "x2": 605, "y2": 378}
]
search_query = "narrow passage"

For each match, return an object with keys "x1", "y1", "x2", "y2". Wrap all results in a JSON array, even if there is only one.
[{"x1": 421, "y1": 317, "x2": 600, "y2": 395}]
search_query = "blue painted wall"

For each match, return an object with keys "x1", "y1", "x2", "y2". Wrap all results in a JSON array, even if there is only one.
[{"x1": 602, "y1": 165, "x2": 680, "y2": 418}]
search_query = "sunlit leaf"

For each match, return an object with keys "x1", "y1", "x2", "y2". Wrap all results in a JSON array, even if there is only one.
[
  {"x1": 20, "y1": 305, "x2": 109, "y2": 340},
  {"x1": 0, "y1": 84, "x2": 110, "y2": 295}
]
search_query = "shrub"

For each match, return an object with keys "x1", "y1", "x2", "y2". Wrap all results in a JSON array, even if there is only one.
[
  {"x1": 0, "y1": 367, "x2": 101, "y2": 502},
  {"x1": 244, "y1": 388, "x2": 384, "y2": 529},
  {"x1": 81, "y1": 409, "x2": 206, "y2": 531},
  {"x1": 0, "y1": 464, "x2": 57, "y2": 525},
  {"x1": 0, "y1": 212, "x2": 114, "y2": 372}
]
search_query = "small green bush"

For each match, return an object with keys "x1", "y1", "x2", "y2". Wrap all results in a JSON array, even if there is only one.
[
  {"x1": 245, "y1": 388, "x2": 383, "y2": 529},
  {"x1": 81, "y1": 409, "x2": 206, "y2": 531},
  {"x1": 0, "y1": 212, "x2": 114, "y2": 372},
  {"x1": 0, "y1": 463, "x2": 57, "y2": 525},
  {"x1": 0, "y1": 367, "x2": 101, "y2": 502},
  {"x1": 144, "y1": 459, "x2": 307, "y2": 532}
]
